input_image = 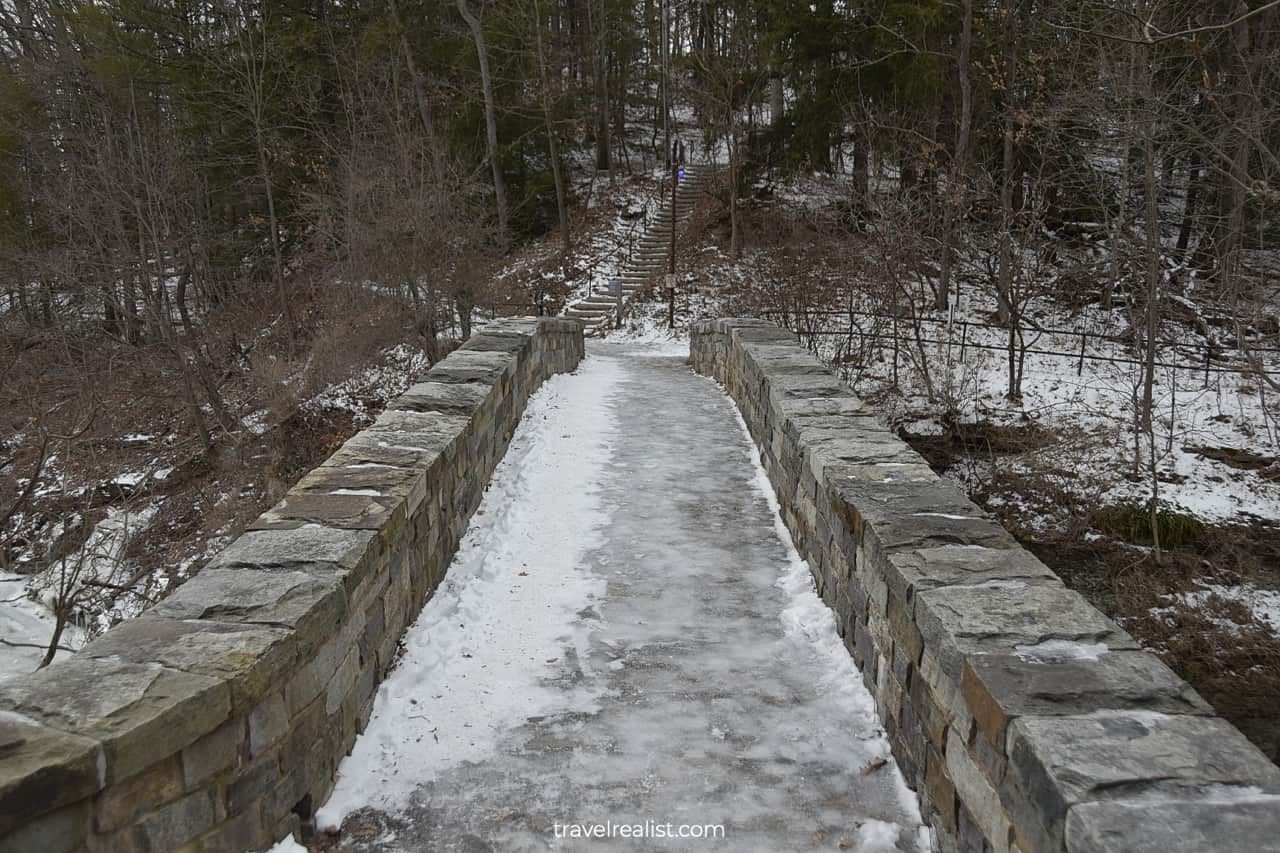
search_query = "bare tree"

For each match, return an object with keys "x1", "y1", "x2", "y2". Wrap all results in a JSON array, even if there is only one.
[{"x1": 456, "y1": 0, "x2": 511, "y2": 247}]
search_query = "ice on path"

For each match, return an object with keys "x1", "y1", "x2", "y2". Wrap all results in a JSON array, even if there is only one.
[{"x1": 314, "y1": 343, "x2": 928, "y2": 851}]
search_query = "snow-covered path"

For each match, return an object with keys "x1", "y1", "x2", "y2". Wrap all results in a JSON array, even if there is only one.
[{"x1": 313, "y1": 343, "x2": 927, "y2": 852}]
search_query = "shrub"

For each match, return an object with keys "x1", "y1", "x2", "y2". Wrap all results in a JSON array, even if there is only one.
[{"x1": 1093, "y1": 501, "x2": 1204, "y2": 549}]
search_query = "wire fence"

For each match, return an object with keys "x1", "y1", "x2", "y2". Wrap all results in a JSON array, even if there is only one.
[
  {"x1": 760, "y1": 307, "x2": 1280, "y2": 353},
  {"x1": 759, "y1": 308, "x2": 1280, "y2": 382}
]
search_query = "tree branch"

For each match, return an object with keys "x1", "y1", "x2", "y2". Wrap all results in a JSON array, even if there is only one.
[{"x1": 1050, "y1": 1, "x2": 1280, "y2": 45}]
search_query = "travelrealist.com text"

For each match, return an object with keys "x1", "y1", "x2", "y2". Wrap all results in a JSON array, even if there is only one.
[{"x1": 552, "y1": 821, "x2": 727, "y2": 840}]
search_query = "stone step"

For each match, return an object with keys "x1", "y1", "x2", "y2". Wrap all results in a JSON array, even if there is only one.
[
  {"x1": 581, "y1": 294, "x2": 632, "y2": 305},
  {"x1": 560, "y1": 165, "x2": 723, "y2": 332}
]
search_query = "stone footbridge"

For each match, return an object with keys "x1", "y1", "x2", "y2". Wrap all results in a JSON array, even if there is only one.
[{"x1": 1, "y1": 319, "x2": 1277, "y2": 853}]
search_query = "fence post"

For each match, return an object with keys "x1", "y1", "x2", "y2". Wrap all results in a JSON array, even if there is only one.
[
  {"x1": 892, "y1": 314, "x2": 900, "y2": 387},
  {"x1": 959, "y1": 320, "x2": 968, "y2": 364},
  {"x1": 1204, "y1": 346, "x2": 1212, "y2": 388},
  {"x1": 1078, "y1": 332, "x2": 1087, "y2": 376}
]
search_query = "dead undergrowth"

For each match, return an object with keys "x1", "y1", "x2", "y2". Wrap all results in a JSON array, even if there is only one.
[{"x1": 1, "y1": 282, "x2": 436, "y2": 633}]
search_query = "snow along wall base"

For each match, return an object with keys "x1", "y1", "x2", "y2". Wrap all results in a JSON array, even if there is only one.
[
  {"x1": 0, "y1": 318, "x2": 584, "y2": 853},
  {"x1": 690, "y1": 318, "x2": 1280, "y2": 853}
]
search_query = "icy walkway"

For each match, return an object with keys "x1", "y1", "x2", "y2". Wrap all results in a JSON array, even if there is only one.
[{"x1": 312, "y1": 343, "x2": 927, "y2": 852}]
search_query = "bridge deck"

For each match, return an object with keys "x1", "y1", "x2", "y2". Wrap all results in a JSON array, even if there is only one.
[{"x1": 311, "y1": 343, "x2": 926, "y2": 852}]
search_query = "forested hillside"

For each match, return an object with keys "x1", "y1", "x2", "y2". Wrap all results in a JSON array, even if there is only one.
[{"x1": 2, "y1": 0, "x2": 1278, "y2": 757}]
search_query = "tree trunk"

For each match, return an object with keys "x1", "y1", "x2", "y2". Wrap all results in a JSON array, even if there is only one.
[
  {"x1": 995, "y1": 0, "x2": 1020, "y2": 326},
  {"x1": 769, "y1": 75, "x2": 784, "y2": 126},
  {"x1": 533, "y1": 0, "x2": 571, "y2": 261},
  {"x1": 1139, "y1": 30, "x2": 1163, "y2": 559},
  {"x1": 456, "y1": 0, "x2": 510, "y2": 247},
  {"x1": 1176, "y1": 157, "x2": 1202, "y2": 254},
  {"x1": 589, "y1": 0, "x2": 611, "y2": 173},
  {"x1": 39, "y1": 609, "x2": 68, "y2": 669},
  {"x1": 456, "y1": 291, "x2": 473, "y2": 339},
  {"x1": 937, "y1": 0, "x2": 973, "y2": 311},
  {"x1": 728, "y1": 112, "x2": 740, "y2": 258},
  {"x1": 176, "y1": 266, "x2": 235, "y2": 433},
  {"x1": 390, "y1": 0, "x2": 444, "y2": 179},
  {"x1": 255, "y1": 124, "x2": 294, "y2": 344},
  {"x1": 851, "y1": 133, "x2": 869, "y2": 213}
]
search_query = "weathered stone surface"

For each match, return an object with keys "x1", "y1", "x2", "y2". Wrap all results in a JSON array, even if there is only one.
[
  {"x1": 746, "y1": 350, "x2": 832, "y2": 375},
  {"x1": 826, "y1": 460, "x2": 940, "y2": 485},
  {"x1": 1008, "y1": 711, "x2": 1280, "y2": 841},
  {"x1": 323, "y1": 432, "x2": 448, "y2": 472},
  {"x1": 136, "y1": 789, "x2": 215, "y2": 851},
  {"x1": 93, "y1": 754, "x2": 183, "y2": 832},
  {"x1": 915, "y1": 582, "x2": 1137, "y2": 682},
  {"x1": 767, "y1": 372, "x2": 850, "y2": 398},
  {"x1": 226, "y1": 754, "x2": 279, "y2": 816},
  {"x1": 365, "y1": 409, "x2": 469, "y2": 439},
  {"x1": 1065, "y1": 798, "x2": 1280, "y2": 853},
  {"x1": 389, "y1": 381, "x2": 490, "y2": 416},
  {"x1": 180, "y1": 719, "x2": 243, "y2": 789},
  {"x1": 250, "y1": 491, "x2": 400, "y2": 531},
  {"x1": 248, "y1": 692, "x2": 289, "y2": 756},
  {"x1": 292, "y1": 464, "x2": 427, "y2": 516},
  {"x1": 185, "y1": 800, "x2": 263, "y2": 853},
  {"x1": 152, "y1": 568, "x2": 344, "y2": 659},
  {"x1": 458, "y1": 331, "x2": 532, "y2": 355},
  {"x1": 424, "y1": 349, "x2": 513, "y2": 385},
  {"x1": 884, "y1": 545, "x2": 1061, "y2": 603},
  {"x1": 808, "y1": 437, "x2": 923, "y2": 484},
  {"x1": 0, "y1": 711, "x2": 101, "y2": 836},
  {"x1": 773, "y1": 394, "x2": 875, "y2": 421},
  {"x1": 946, "y1": 734, "x2": 1013, "y2": 853},
  {"x1": 962, "y1": 650, "x2": 1212, "y2": 747},
  {"x1": 81, "y1": 616, "x2": 297, "y2": 713},
  {"x1": 830, "y1": 478, "x2": 995, "y2": 534},
  {"x1": 0, "y1": 801, "x2": 87, "y2": 853},
  {"x1": 0, "y1": 657, "x2": 229, "y2": 783},
  {"x1": 205, "y1": 526, "x2": 377, "y2": 573}
]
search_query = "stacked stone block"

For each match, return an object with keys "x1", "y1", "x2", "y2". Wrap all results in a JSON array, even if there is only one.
[
  {"x1": 691, "y1": 318, "x2": 1280, "y2": 853},
  {"x1": 0, "y1": 318, "x2": 584, "y2": 853}
]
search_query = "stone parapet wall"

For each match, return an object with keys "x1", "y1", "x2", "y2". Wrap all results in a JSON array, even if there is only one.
[
  {"x1": 691, "y1": 318, "x2": 1280, "y2": 853},
  {"x1": 0, "y1": 318, "x2": 584, "y2": 853}
]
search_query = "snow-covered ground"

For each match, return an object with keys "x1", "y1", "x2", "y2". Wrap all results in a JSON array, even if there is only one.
[
  {"x1": 0, "y1": 502, "x2": 158, "y2": 682},
  {"x1": 851, "y1": 315, "x2": 1280, "y2": 526},
  {"x1": 1165, "y1": 583, "x2": 1280, "y2": 634},
  {"x1": 0, "y1": 572, "x2": 84, "y2": 678},
  {"x1": 303, "y1": 344, "x2": 433, "y2": 427}
]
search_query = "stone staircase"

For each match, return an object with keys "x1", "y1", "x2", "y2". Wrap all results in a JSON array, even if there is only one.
[{"x1": 563, "y1": 164, "x2": 717, "y2": 336}]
